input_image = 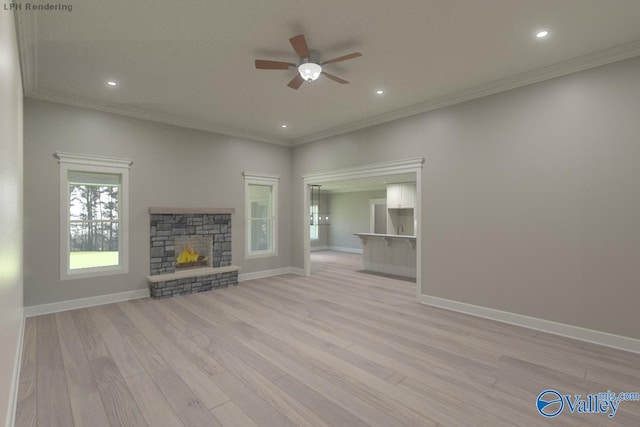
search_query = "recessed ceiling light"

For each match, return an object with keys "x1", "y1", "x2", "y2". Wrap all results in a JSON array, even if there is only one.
[
  {"x1": 376, "y1": 89, "x2": 384, "y2": 95},
  {"x1": 281, "y1": 124, "x2": 288, "y2": 128},
  {"x1": 106, "y1": 80, "x2": 118, "y2": 87},
  {"x1": 535, "y1": 30, "x2": 549, "y2": 39}
]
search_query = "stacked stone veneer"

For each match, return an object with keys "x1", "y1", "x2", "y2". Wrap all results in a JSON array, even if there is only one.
[
  {"x1": 149, "y1": 271, "x2": 238, "y2": 299},
  {"x1": 149, "y1": 212, "x2": 238, "y2": 299}
]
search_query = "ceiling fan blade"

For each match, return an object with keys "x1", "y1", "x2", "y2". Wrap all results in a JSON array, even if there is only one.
[
  {"x1": 321, "y1": 52, "x2": 362, "y2": 65},
  {"x1": 287, "y1": 74, "x2": 304, "y2": 90},
  {"x1": 289, "y1": 34, "x2": 310, "y2": 59},
  {"x1": 322, "y1": 72, "x2": 348, "y2": 84},
  {"x1": 255, "y1": 59, "x2": 295, "y2": 70}
]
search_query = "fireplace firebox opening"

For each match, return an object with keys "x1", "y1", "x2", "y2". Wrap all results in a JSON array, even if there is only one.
[{"x1": 174, "y1": 236, "x2": 212, "y2": 270}]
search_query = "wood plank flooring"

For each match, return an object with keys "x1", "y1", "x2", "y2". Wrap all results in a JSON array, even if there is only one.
[{"x1": 15, "y1": 251, "x2": 640, "y2": 426}]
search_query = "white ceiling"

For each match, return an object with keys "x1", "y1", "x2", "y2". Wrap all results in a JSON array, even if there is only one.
[{"x1": 15, "y1": 0, "x2": 640, "y2": 146}]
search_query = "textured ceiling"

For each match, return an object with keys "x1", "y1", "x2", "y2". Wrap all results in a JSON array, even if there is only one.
[{"x1": 15, "y1": 0, "x2": 640, "y2": 145}]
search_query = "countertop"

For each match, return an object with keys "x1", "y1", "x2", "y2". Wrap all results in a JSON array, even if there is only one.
[{"x1": 354, "y1": 233, "x2": 416, "y2": 239}]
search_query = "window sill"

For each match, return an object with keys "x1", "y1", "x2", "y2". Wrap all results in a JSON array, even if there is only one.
[
  {"x1": 245, "y1": 251, "x2": 278, "y2": 260},
  {"x1": 62, "y1": 265, "x2": 128, "y2": 281}
]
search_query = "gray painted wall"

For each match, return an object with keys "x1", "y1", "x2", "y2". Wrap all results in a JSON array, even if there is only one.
[
  {"x1": 0, "y1": 12, "x2": 24, "y2": 426},
  {"x1": 292, "y1": 56, "x2": 640, "y2": 340},
  {"x1": 24, "y1": 99, "x2": 292, "y2": 306},
  {"x1": 328, "y1": 190, "x2": 385, "y2": 250}
]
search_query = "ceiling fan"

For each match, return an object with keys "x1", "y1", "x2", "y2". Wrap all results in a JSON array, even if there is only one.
[{"x1": 255, "y1": 34, "x2": 362, "y2": 89}]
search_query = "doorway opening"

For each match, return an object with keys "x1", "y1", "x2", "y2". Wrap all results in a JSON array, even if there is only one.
[
  {"x1": 302, "y1": 158, "x2": 424, "y2": 297},
  {"x1": 370, "y1": 198, "x2": 387, "y2": 234}
]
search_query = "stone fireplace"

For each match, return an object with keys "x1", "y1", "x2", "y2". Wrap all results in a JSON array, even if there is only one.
[{"x1": 147, "y1": 207, "x2": 240, "y2": 299}]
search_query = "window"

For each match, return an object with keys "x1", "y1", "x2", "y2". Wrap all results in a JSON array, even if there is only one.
[
  {"x1": 55, "y1": 152, "x2": 132, "y2": 280},
  {"x1": 243, "y1": 172, "x2": 279, "y2": 258},
  {"x1": 310, "y1": 203, "x2": 319, "y2": 240}
]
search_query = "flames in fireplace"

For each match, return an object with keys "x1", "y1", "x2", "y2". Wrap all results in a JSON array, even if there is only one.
[{"x1": 176, "y1": 244, "x2": 208, "y2": 268}]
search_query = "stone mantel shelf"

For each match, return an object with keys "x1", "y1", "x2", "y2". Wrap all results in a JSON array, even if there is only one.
[
  {"x1": 147, "y1": 265, "x2": 241, "y2": 283},
  {"x1": 149, "y1": 207, "x2": 236, "y2": 214}
]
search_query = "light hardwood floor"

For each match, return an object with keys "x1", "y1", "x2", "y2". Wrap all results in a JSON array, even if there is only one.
[{"x1": 15, "y1": 251, "x2": 640, "y2": 426}]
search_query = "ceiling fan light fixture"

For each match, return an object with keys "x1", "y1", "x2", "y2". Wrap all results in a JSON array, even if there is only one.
[
  {"x1": 298, "y1": 62, "x2": 322, "y2": 82},
  {"x1": 255, "y1": 34, "x2": 358, "y2": 89}
]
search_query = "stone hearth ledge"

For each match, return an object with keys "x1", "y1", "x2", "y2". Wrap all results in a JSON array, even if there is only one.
[
  {"x1": 147, "y1": 265, "x2": 241, "y2": 283},
  {"x1": 149, "y1": 207, "x2": 236, "y2": 214}
]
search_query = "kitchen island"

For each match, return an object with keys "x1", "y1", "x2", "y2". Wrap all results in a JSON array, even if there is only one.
[{"x1": 354, "y1": 233, "x2": 416, "y2": 280}]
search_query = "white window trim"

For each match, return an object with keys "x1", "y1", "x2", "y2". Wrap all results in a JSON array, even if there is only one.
[
  {"x1": 55, "y1": 152, "x2": 133, "y2": 280},
  {"x1": 243, "y1": 172, "x2": 279, "y2": 259}
]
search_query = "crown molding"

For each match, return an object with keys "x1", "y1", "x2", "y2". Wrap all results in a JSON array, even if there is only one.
[
  {"x1": 14, "y1": 8, "x2": 38, "y2": 95},
  {"x1": 16, "y1": 11, "x2": 640, "y2": 150},
  {"x1": 292, "y1": 40, "x2": 640, "y2": 146},
  {"x1": 14, "y1": 10, "x2": 289, "y2": 146},
  {"x1": 28, "y1": 89, "x2": 290, "y2": 146}
]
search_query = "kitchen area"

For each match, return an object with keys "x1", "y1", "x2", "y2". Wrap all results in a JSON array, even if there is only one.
[
  {"x1": 309, "y1": 177, "x2": 417, "y2": 281},
  {"x1": 354, "y1": 182, "x2": 416, "y2": 280},
  {"x1": 304, "y1": 158, "x2": 424, "y2": 282}
]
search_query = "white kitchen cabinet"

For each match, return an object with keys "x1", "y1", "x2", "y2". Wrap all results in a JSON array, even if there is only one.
[{"x1": 386, "y1": 183, "x2": 415, "y2": 209}]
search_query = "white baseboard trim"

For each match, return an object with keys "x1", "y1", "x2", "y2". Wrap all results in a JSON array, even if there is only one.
[
  {"x1": 329, "y1": 246, "x2": 363, "y2": 254},
  {"x1": 290, "y1": 267, "x2": 306, "y2": 276},
  {"x1": 6, "y1": 311, "x2": 24, "y2": 427},
  {"x1": 418, "y1": 294, "x2": 640, "y2": 354},
  {"x1": 309, "y1": 246, "x2": 363, "y2": 254},
  {"x1": 239, "y1": 267, "x2": 303, "y2": 282},
  {"x1": 24, "y1": 288, "x2": 150, "y2": 318}
]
